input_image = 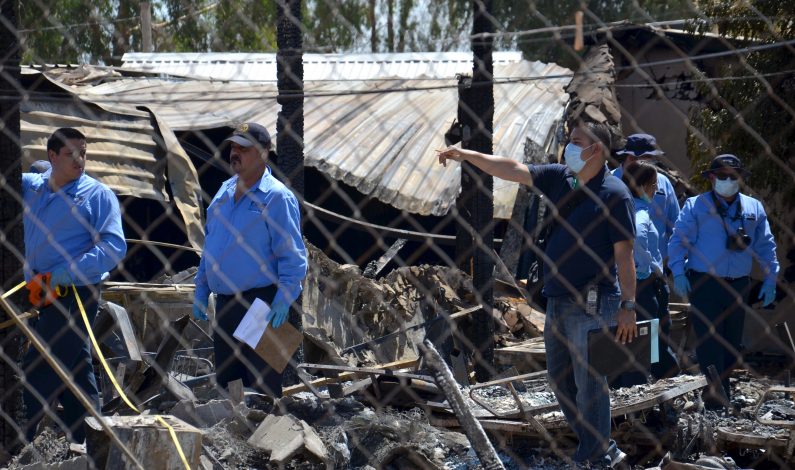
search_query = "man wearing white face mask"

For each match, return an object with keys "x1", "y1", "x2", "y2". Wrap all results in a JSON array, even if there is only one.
[
  {"x1": 668, "y1": 154, "x2": 779, "y2": 410},
  {"x1": 438, "y1": 121, "x2": 636, "y2": 468}
]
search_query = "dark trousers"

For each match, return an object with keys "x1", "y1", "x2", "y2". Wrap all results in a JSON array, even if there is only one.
[
  {"x1": 214, "y1": 286, "x2": 284, "y2": 397},
  {"x1": 611, "y1": 275, "x2": 680, "y2": 388},
  {"x1": 23, "y1": 285, "x2": 101, "y2": 443},
  {"x1": 687, "y1": 271, "x2": 749, "y2": 405},
  {"x1": 652, "y1": 278, "x2": 680, "y2": 379}
]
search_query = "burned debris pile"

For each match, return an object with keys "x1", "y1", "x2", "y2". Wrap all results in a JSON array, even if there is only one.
[{"x1": 5, "y1": 243, "x2": 794, "y2": 469}]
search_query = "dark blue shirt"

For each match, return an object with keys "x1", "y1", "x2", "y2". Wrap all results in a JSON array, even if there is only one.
[{"x1": 528, "y1": 164, "x2": 636, "y2": 298}]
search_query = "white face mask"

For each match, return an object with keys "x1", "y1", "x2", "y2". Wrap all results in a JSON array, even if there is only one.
[
  {"x1": 563, "y1": 143, "x2": 595, "y2": 173},
  {"x1": 714, "y1": 178, "x2": 740, "y2": 197}
]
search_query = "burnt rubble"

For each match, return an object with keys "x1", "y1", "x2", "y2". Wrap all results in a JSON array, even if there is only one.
[{"x1": 5, "y1": 244, "x2": 795, "y2": 469}]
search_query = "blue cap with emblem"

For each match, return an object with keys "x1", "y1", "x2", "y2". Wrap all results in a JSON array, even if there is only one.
[
  {"x1": 224, "y1": 122, "x2": 272, "y2": 149},
  {"x1": 701, "y1": 154, "x2": 750, "y2": 178}
]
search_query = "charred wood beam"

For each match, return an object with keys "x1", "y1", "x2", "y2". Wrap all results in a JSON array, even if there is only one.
[
  {"x1": 276, "y1": 0, "x2": 304, "y2": 194},
  {"x1": 341, "y1": 304, "x2": 482, "y2": 355},
  {"x1": 363, "y1": 238, "x2": 407, "y2": 279},
  {"x1": 421, "y1": 339, "x2": 504, "y2": 470},
  {"x1": 284, "y1": 358, "x2": 418, "y2": 396},
  {"x1": 0, "y1": 0, "x2": 25, "y2": 454}
]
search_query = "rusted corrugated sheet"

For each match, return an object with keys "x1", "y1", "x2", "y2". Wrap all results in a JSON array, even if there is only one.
[
  {"x1": 20, "y1": 68, "x2": 205, "y2": 251},
  {"x1": 20, "y1": 99, "x2": 166, "y2": 201}
]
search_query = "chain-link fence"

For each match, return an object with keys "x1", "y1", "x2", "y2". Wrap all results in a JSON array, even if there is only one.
[{"x1": 1, "y1": 0, "x2": 794, "y2": 469}]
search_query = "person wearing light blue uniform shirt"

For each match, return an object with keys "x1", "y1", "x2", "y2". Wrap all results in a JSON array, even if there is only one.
[
  {"x1": 193, "y1": 122, "x2": 307, "y2": 397},
  {"x1": 21, "y1": 128, "x2": 126, "y2": 443},
  {"x1": 612, "y1": 135, "x2": 680, "y2": 260},
  {"x1": 613, "y1": 134, "x2": 681, "y2": 379},
  {"x1": 669, "y1": 154, "x2": 778, "y2": 409},
  {"x1": 614, "y1": 161, "x2": 680, "y2": 388}
]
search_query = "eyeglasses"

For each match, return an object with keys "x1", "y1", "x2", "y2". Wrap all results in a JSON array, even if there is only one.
[{"x1": 715, "y1": 174, "x2": 739, "y2": 181}]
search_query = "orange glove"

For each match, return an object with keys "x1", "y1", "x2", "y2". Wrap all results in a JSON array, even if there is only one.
[
  {"x1": 27, "y1": 273, "x2": 53, "y2": 308},
  {"x1": 26, "y1": 273, "x2": 67, "y2": 308}
]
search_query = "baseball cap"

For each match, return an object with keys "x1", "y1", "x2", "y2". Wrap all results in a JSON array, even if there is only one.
[
  {"x1": 29, "y1": 160, "x2": 52, "y2": 174},
  {"x1": 224, "y1": 122, "x2": 271, "y2": 149},
  {"x1": 616, "y1": 134, "x2": 664, "y2": 157},
  {"x1": 701, "y1": 154, "x2": 750, "y2": 178}
]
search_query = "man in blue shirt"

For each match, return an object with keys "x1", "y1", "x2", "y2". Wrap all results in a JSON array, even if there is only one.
[
  {"x1": 22, "y1": 128, "x2": 127, "y2": 443},
  {"x1": 614, "y1": 134, "x2": 681, "y2": 379},
  {"x1": 669, "y1": 154, "x2": 778, "y2": 409},
  {"x1": 193, "y1": 122, "x2": 307, "y2": 397},
  {"x1": 438, "y1": 121, "x2": 636, "y2": 468}
]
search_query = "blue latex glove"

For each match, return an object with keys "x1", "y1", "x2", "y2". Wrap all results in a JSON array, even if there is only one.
[
  {"x1": 193, "y1": 289, "x2": 209, "y2": 321},
  {"x1": 759, "y1": 279, "x2": 776, "y2": 307},
  {"x1": 50, "y1": 266, "x2": 73, "y2": 287},
  {"x1": 673, "y1": 274, "x2": 691, "y2": 298},
  {"x1": 270, "y1": 299, "x2": 290, "y2": 328}
]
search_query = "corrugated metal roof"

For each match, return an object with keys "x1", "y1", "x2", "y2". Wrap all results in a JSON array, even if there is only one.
[
  {"x1": 20, "y1": 67, "x2": 205, "y2": 251},
  {"x1": 121, "y1": 51, "x2": 525, "y2": 81},
  {"x1": 20, "y1": 99, "x2": 166, "y2": 201},
  {"x1": 34, "y1": 55, "x2": 572, "y2": 218}
]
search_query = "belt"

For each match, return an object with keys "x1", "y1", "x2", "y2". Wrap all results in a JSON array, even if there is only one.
[
  {"x1": 687, "y1": 270, "x2": 749, "y2": 282},
  {"x1": 216, "y1": 285, "x2": 275, "y2": 301}
]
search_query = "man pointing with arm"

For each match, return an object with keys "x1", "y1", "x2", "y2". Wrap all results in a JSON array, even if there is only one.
[{"x1": 438, "y1": 121, "x2": 635, "y2": 468}]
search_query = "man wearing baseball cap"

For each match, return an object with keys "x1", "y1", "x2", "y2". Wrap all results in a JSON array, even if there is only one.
[
  {"x1": 193, "y1": 122, "x2": 307, "y2": 397},
  {"x1": 613, "y1": 133, "x2": 681, "y2": 381},
  {"x1": 668, "y1": 154, "x2": 779, "y2": 409}
]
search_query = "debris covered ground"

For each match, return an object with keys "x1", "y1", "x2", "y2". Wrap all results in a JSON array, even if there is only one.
[
  {"x1": 7, "y1": 369, "x2": 795, "y2": 469},
  {"x1": 4, "y1": 246, "x2": 794, "y2": 469}
]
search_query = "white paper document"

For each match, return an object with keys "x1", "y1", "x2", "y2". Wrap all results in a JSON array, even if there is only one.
[{"x1": 232, "y1": 297, "x2": 272, "y2": 349}]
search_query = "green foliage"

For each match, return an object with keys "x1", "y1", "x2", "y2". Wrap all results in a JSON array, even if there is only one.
[
  {"x1": 159, "y1": 0, "x2": 213, "y2": 52},
  {"x1": 20, "y1": 0, "x2": 119, "y2": 64},
  {"x1": 18, "y1": 0, "x2": 700, "y2": 62},
  {"x1": 687, "y1": 0, "x2": 795, "y2": 208},
  {"x1": 489, "y1": 0, "x2": 696, "y2": 66},
  {"x1": 303, "y1": 0, "x2": 367, "y2": 52}
]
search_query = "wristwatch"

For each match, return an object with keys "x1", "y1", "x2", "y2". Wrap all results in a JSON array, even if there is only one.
[{"x1": 619, "y1": 300, "x2": 636, "y2": 311}]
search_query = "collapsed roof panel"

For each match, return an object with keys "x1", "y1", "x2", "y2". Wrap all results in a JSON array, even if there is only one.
[
  {"x1": 46, "y1": 54, "x2": 572, "y2": 218},
  {"x1": 20, "y1": 98, "x2": 167, "y2": 202}
]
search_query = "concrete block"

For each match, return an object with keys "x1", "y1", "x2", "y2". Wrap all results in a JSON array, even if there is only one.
[
  {"x1": 170, "y1": 399, "x2": 235, "y2": 428},
  {"x1": 247, "y1": 414, "x2": 330, "y2": 468},
  {"x1": 86, "y1": 415, "x2": 202, "y2": 470}
]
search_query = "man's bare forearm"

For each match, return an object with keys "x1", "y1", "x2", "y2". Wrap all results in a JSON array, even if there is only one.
[
  {"x1": 614, "y1": 240, "x2": 636, "y2": 301},
  {"x1": 437, "y1": 147, "x2": 533, "y2": 186}
]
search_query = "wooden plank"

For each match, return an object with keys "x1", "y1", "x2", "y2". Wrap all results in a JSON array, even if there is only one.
[
  {"x1": 611, "y1": 376, "x2": 708, "y2": 416},
  {"x1": 228, "y1": 379, "x2": 244, "y2": 405},
  {"x1": 283, "y1": 358, "x2": 419, "y2": 396},
  {"x1": 429, "y1": 415, "x2": 570, "y2": 434},
  {"x1": 103, "y1": 301, "x2": 143, "y2": 362},
  {"x1": 433, "y1": 376, "x2": 709, "y2": 436},
  {"x1": 0, "y1": 310, "x2": 35, "y2": 330},
  {"x1": 716, "y1": 427, "x2": 788, "y2": 449},
  {"x1": 494, "y1": 337, "x2": 546, "y2": 372}
]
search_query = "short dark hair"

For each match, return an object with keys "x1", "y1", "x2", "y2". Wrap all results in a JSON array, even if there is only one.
[
  {"x1": 47, "y1": 128, "x2": 86, "y2": 154},
  {"x1": 622, "y1": 160, "x2": 658, "y2": 198},
  {"x1": 576, "y1": 121, "x2": 612, "y2": 154}
]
